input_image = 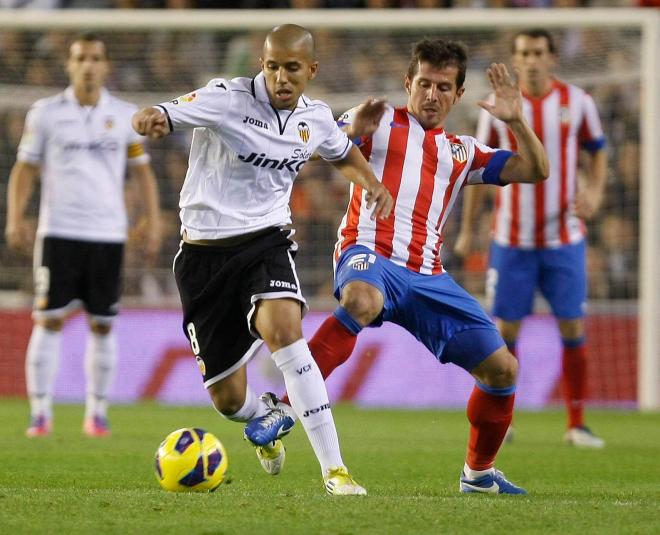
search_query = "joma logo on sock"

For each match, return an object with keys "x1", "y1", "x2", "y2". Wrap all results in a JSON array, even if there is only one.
[
  {"x1": 302, "y1": 403, "x2": 331, "y2": 417},
  {"x1": 296, "y1": 364, "x2": 312, "y2": 375}
]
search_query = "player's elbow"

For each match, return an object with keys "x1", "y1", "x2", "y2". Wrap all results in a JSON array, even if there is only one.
[
  {"x1": 536, "y1": 156, "x2": 550, "y2": 182},
  {"x1": 523, "y1": 157, "x2": 549, "y2": 184}
]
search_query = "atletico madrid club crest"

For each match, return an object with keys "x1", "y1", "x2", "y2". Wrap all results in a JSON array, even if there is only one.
[
  {"x1": 297, "y1": 121, "x2": 310, "y2": 144},
  {"x1": 450, "y1": 142, "x2": 468, "y2": 163}
]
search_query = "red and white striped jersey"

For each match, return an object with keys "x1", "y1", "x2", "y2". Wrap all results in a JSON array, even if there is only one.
[
  {"x1": 477, "y1": 79, "x2": 605, "y2": 249},
  {"x1": 335, "y1": 105, "x2": 512, "y2": 275}
]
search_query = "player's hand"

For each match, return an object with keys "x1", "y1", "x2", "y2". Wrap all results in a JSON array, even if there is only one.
[
  {"x1": 4, "y1": 220, "x2": 34, "y2": 255},
  {"x1": 574, "y1": 188, "x2": 602, "y2": 220},
  {"x1": 346, "y1": 98, "x2": 387, "y2": 139},
  {"x1": 365, "y1": 182, "x2": 393, "y2": 221},
  {"x1": 132, "y1": 108, "x2": 170, "y2": 139},
  {"x1": 453, "y1": 230, "x2": 473, "y2": 258},
  {"x1": 477, "y1": 63, "x2": 523, "y2": 124}
]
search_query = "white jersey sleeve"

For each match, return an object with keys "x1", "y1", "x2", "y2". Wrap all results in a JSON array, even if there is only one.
[
  {"x1": 17, "y1": 102, "x2": 48, "y2": 165},
  {"x1": 578, "y1": 92, "x2": 605, "y2": 151},
  {"x1": 315, "y1": 106, "x2": 352, "y2": 162},
  {"x1": 158, "y1": 78, "x2": 232, "y2": 130}
]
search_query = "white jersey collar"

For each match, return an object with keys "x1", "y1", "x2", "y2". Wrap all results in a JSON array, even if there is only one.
[
  {"x1": 64, "y1": 86, "x2": 110, "y2": 108},
  {"x1": 252, "y1": 72, "x2": 308, "y2": 109}
]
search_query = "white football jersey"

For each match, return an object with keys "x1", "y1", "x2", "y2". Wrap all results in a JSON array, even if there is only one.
[
  {"x1": 18, "y1": 87, "x2": 149, "y2": 243},
  {"x1": 157, "y1": 72, "x2": 352, "y2": 240}
]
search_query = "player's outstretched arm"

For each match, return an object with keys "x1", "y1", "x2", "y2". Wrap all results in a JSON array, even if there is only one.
[
  {"x1": 5, "y1": 160, "x2": 39, "y2": 254},
  {"x1": 341, "y1": 98, "x2": 387, "y2": 140},
  {"x1": 331, "y1": 144, "x2": 393, "y2": 221},
  {"x1": 478, "y1": 63, "x2": 549, "y2": 184},
  {"x1": 132, "y1": 107, "x2": 170, "y2": 139}
]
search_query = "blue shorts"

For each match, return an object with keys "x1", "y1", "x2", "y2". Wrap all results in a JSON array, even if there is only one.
[
  {"x1": 334, "y1": 246, "x2": 504, "y2": 372},
  {"x1": 488, "y1": 240, "x2": 587, "y2": 321}
]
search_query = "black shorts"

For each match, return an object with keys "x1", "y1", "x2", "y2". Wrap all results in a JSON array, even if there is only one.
[
  {"x1": 33, "y1": 236, "x2": 124, "y2": 318},
  {"x1": 173, "y1": 227, "x2": 306, "y2": 388}
]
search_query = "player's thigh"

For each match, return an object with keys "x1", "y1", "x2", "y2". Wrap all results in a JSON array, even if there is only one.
[
  {"x1": 83, "y1": 241, "x2": 124, "y2": 318},
  {"x1": 402, "y1": 272, "x2": 505, "y2": 372},
  {"x1": 241, "y1": 237, "x2": 306, "y2": 347},
  {"x1": 488, "y1": 242, "x2": 538, "y2": 321},
  {"x1": 32, "y1": 236, "x2": 84, "y2": 315},
  {"x1": 174, "y1": 243, "x2": 262, "y2": 390},
  {"x1": 539, "y1": 240, "x2": 587, "y2": 320},
  {"x1": 334, "y1": 245, "x2": 404, "y2": 326}
]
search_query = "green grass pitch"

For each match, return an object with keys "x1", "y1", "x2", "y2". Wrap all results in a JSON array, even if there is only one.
[{"x1": 1, "y1": 400, "x2": 659, "y2": 534}]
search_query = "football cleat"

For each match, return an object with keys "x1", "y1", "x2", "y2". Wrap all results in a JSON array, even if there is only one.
[
  {"x1": 459, "y1": 469, "x2": 527, "y2": 495},
  {"x1": 324, "y1": 467, "x2": 367, "y2": 496},
  {"x1": 244, "y1": 393, "x2": 295, "y2": 447},
  {"x1": 26, "y1": 415, "x2": 52, "y2": 437},
  {"x1": 255, "y1": 439, "x2": 286, "y2": 475},
  {"x1": 83, "y1": 415, "x2": 111, "y2": 437},
  {"x1": 564, "y1": 426, "x2": 605, "y2": 448}
]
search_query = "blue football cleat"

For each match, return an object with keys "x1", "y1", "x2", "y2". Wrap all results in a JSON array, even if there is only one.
[
  {"x1": 459, "y1": 469, "x2": 527, "y2": 495},
  {"x1": 244, "y1": 393, "x2": 295, "y2": 447}
]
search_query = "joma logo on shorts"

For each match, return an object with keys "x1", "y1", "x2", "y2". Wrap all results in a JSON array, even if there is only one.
[
  {"x1": 302, "y1": 403, "x2": 331, "y2": 417},
  {"x1": 269, "y1": 280, "x2": 297, "y2": 290},
  {"x1": 243, "y1": 116, "x2": 269, "y2": 129},
  {"x1": 238, "y1": 152, "x2": 307, "y2": 172}
]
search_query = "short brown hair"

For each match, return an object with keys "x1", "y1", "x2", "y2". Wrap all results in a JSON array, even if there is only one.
[
  {"x1": 512, "y1": 29, "x2": 556, "y2": 55},
  {"x1": 407, "y1": 38, "x2": 468, "y2": 89},
  {"x1": 70, "y1": 32, "x2": 108, "y2": 59}
]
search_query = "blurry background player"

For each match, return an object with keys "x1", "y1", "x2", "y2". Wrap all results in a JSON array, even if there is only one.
[
  {"x1": 4, "y1": 33, "x2": 162, "y2": 438},
  {"x1": 132, "y1": 24, "x2": 392, "y2": 496},
  {"x1": 455, "y1": 28, "x2": 607, "y2": 448},
  {"x1": 284, "y1": 38, "x2": 548, "y2": 494}
]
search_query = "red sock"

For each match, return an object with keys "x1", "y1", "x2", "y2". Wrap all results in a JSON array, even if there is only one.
[
  {"x1": 280, "y1": 314, "x2": 357, "y2": 406},
  {"x1": 562, "y1": 343, "x2": 587, "y2": 429},
  {"x1": 505, "y1": 341, "x2": 517, "y2": 429},
  {"x1": 466, "y1": 385, "x2": 515, "y2": 470}
]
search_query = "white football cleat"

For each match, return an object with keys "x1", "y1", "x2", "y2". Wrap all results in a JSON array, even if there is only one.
[
  {"x1": 564, "y1": 426, "x2": 605, "y2": 448},
  {"x1": 255, "y1": 439, "x2": 286, "y2": 475}
]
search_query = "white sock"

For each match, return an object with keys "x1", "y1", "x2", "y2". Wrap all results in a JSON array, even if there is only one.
[
  {"x1": 271, "y1": 338, "x2": 344, "y2": 474},
  {"x1": 84, "y1": 331, "x2": 117, "y2": 419},
  {"x1": 464, "y1": 462, "x2": 494, "y2": 479},
  {"x1": 25, "y1": 324, "x2": 61, "y2": 419},
  {"x1": 220, "y1": 386, "x2": 268, "y2": 423}
]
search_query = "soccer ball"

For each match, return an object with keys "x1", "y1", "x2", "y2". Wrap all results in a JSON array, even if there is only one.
[{"x1": 154, "y1": 427, "x2": 228, "y2": 492}]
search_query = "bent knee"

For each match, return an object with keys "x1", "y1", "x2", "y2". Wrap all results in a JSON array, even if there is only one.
[
  {"x1": 209, "y1": 388, "x2": 244, "y2": 416},
  {"x1": 489, "y1": 352, "x2": 518, "y2": 387},
  {"x1": 341, "y1": 284, "x2": 383, "y2": 326},
  {"x1": 472, "y1": 348, "x2": 518, "y2": 388}
]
